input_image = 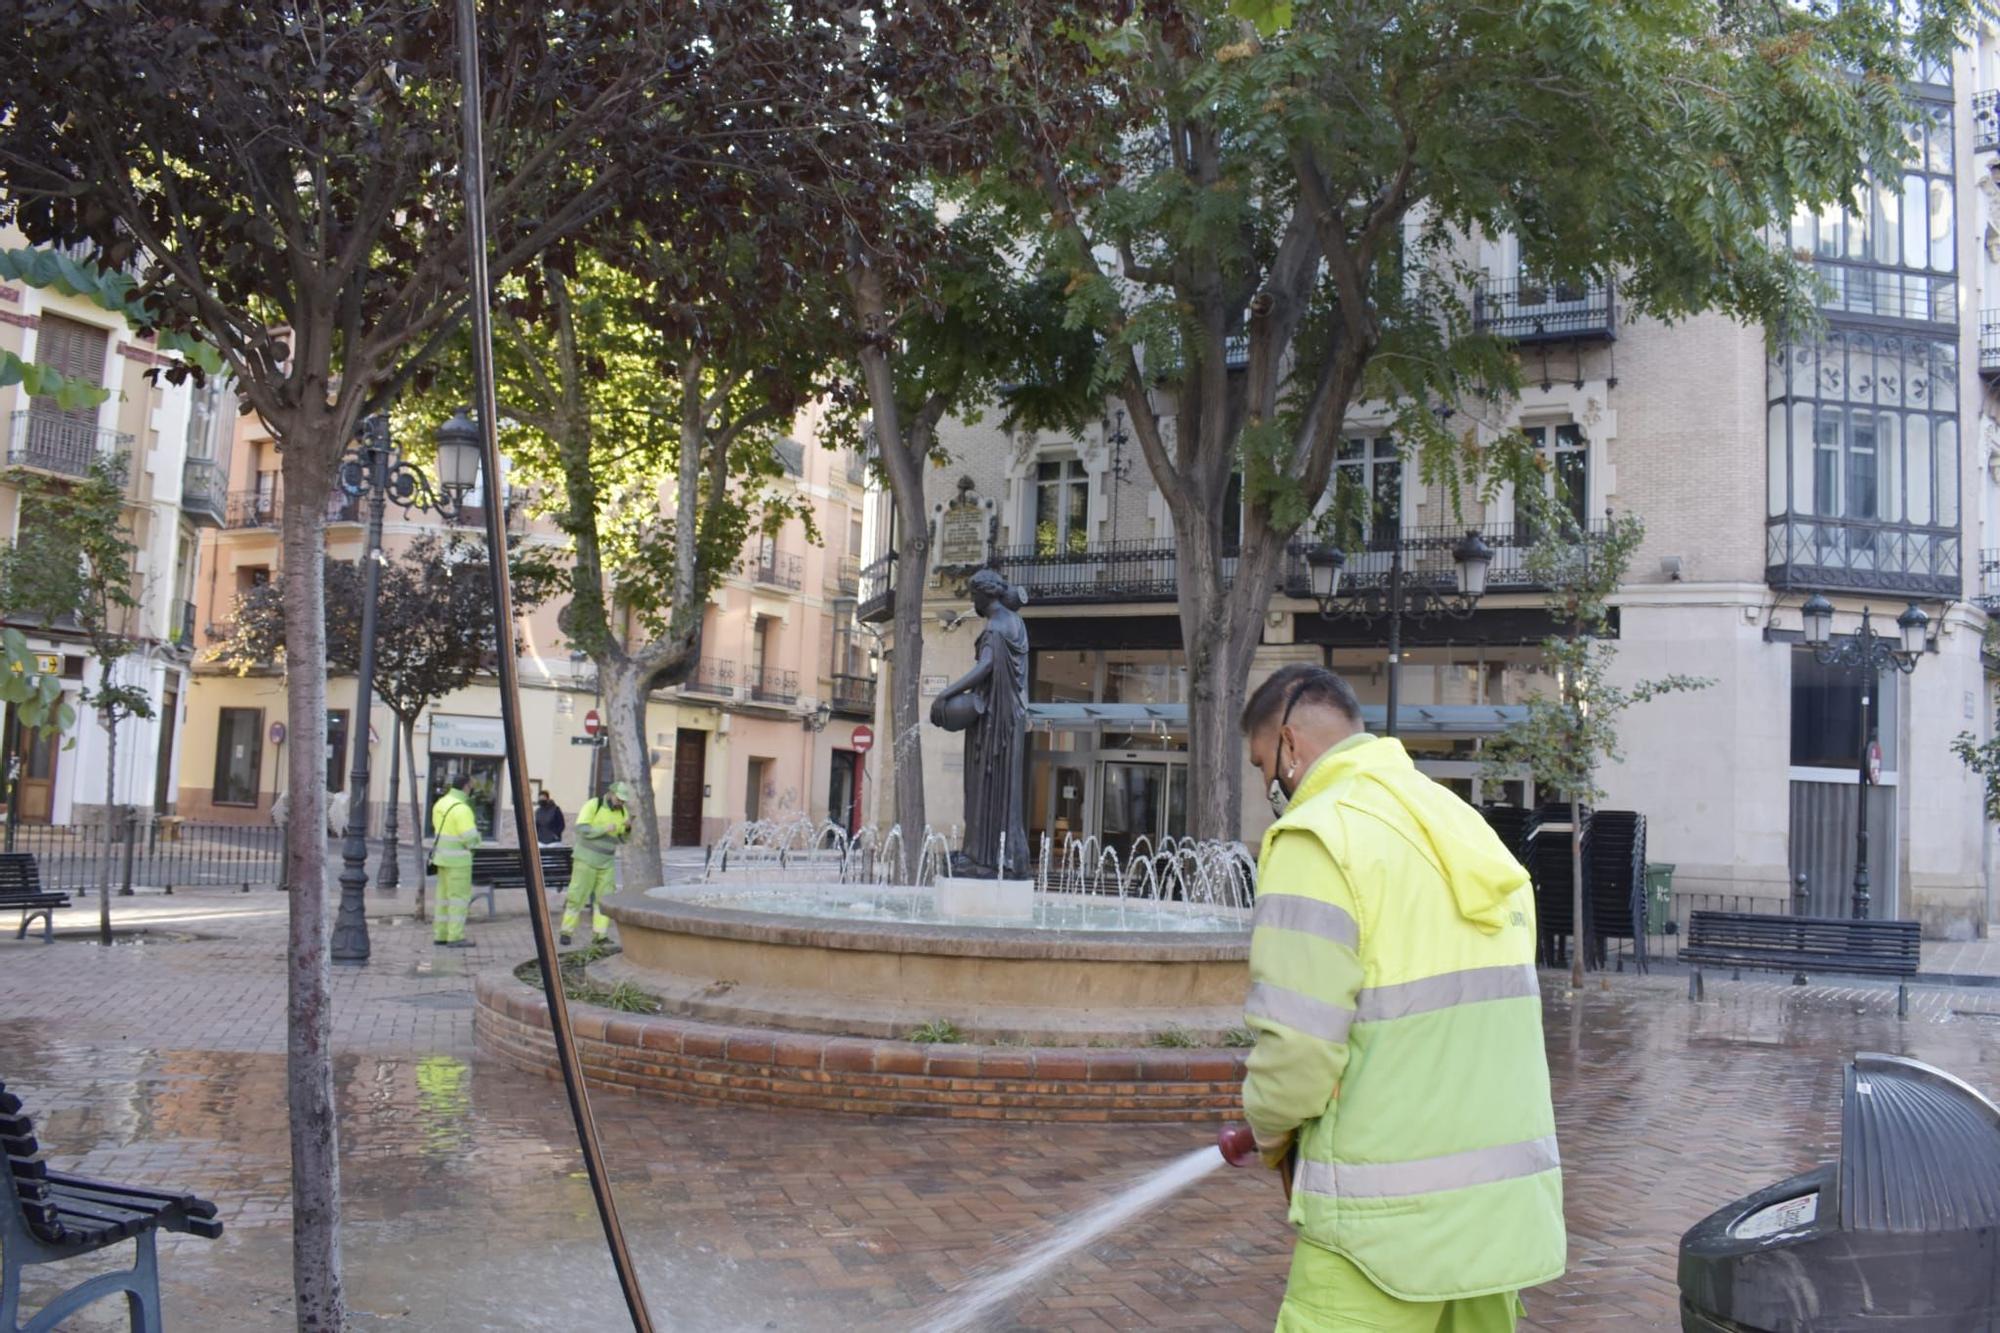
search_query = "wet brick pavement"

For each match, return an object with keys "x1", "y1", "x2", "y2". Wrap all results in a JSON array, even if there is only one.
[{"x1": 2, "y1": 883, "x2": 1998, "y2": 1330}]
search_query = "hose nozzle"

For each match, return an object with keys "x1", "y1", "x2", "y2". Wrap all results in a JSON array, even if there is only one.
[{"x1": 1217, "y1": 1124, "x2": 1259, "y2": 1168}]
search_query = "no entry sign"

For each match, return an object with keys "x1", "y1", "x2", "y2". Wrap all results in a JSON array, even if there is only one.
[
  {"x1": 583, "y1": 709, "x2": 602, "y2": 737},
  {"x1": 851, "y1": 725, "x2": 874, "y2": 754}
]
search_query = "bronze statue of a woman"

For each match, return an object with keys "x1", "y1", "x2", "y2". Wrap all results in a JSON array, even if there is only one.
[{"x1": 930, "y1": 568, "x2": 1030, "y2": 880}]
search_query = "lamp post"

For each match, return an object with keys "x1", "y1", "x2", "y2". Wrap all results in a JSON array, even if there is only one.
[
  {"x1": 1799, "y1": 593, "x2": 1930, "y2": 921},
  {"x1": 329, "y1": 409, "x2": 483, "y2": 966},
  {"x1": 1303, "y1": 527, "x2": 1494, "y2": 737}
]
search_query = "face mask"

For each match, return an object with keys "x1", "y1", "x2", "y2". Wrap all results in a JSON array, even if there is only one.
[{"x1": 1267, "y1": 733, "x2": 1295, "y2": 820}]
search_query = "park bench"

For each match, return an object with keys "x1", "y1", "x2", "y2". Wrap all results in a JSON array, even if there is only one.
[
  {"x1": 0, "y1": 853, "x2": 69, "y2": 943},
  {"x1": 1683, "y1": 910, "x2": 1922, "y2": 1017},
  {"x1": 468, "y1": 845, "x2": 573, "y2": 919},
  {"x1": 1, "y1": 1079, "x2": 222, "y2": 1332}
]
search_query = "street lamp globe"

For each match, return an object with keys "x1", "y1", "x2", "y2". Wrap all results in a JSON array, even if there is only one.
[
  {"x1": 1800, "y1": 592, "x2": 1834, "y2": 646},
  {"x1": 434, "y1": 408, "x2": 484, "y2": 498},
  {"x1": 1304, "y1": 543, "x2": 1345, "y2": 601},
  {"x1": 1897, "y1": 601, "x2": 1929, "y2": 657},
  {"x1": 1453, "y1": 530, "x2": 1494, "y2": 598}
]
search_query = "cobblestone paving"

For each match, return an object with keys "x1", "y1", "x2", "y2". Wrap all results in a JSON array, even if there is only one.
[{"x1": 2, "y1": 885, "x2": 1997, "y2": 1330}]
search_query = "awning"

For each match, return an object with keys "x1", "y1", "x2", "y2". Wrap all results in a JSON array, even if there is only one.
[{"x1": 1025, "y1": 702, "x2": 1528, "y2": 735}]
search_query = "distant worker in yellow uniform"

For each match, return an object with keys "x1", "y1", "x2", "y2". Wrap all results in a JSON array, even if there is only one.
[
  {"x1": 429, "y1": 778, "x2": 481, "y2": 948},
  {"x1": 561, "y1": 781, "x2": 630, "y2": 946}
]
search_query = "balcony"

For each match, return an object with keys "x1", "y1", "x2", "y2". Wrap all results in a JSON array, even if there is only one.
[
  {"x1": 831, "y1": 672, "x2": 876, "y2": 717},
  {"x1": 223, "y1": 478, "x2": 361, "y2": 529},
  {"x1": 170, "y1": 599, "x2": 196, "y2": 650},
  {"x1": 857, "y1": 553, "x2": 897, "y2": 623},
  {"x1": 1981, "y1": 311, "x2": 2000, "y2": 379},
  {"x1": 6, "y1": 410, "x2": 131, "y2": 478},
  {"x1": 680, "y1": 657, "x2": 737, "y2": 698},
  {"x1": 844, "y1": 452, "x2": 867, "y2": 486},
  {"x1": 1977, "y1": 89, "x2": 1998, "y2": 153},
  {"x1": 1766, "y1": 515, "x2": 1960, "y2": 599},
  {"x1": 1979, "y1": 550, "x2": 2000, "y2": 613},
  {"x1": 1812, "y1": 260, "x2": 1956, "y2": 327},
  {"x1": 750, "y1": 666, "x2": 799, "y2": 705},
  {"x1": 1280, "y1": 519, "x2": 1611, "y2": 600},
  {"x1": 829, "y1": 554, "x2": 861, "y2": 597},
  {"x1": 180, "y1": 457, "x2": 228, "y2": 527},
  {"x1": 749, "y1": 549, "x2": 803, "y2": 590},
  {"x1": 1473, "y1": 277, "x2": 1615, "y2": 343},
  {"x1": 993, "y1": 540, "x2": 1182, "y2": 605}
]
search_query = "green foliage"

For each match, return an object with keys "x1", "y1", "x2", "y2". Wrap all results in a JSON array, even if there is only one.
[
  {"x1": 1951, "y1": 729, "x2": 2000, "y2": 823},
  {"x1": 0, "y1": 248, "x2": 222, "y2": 378},
  {"x1": 0, "y1": 627, "x2": 74, "y2": 738},
  {"x1": 1220, "y1": 1025, "x2": 1257, "y2": 1049},
  {"x1": 905, "y1": 1018, "x2": 965, "y2": 1044},
  {"x1": 1480, "y1": 497, "x2": 1711, "y2": 806},
  {"x1": 1147, "y1": 1024, "x2": 1200, "y2": 1049}
]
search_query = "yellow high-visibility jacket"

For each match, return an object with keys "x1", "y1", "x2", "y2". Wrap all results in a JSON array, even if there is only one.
[
  {"x1": 429, "y1": 790, "x2": 480, "y2": 867},
  {"x1": 1245, "y1": 734, "x2": 1565, "y2": 1301},
  {"x1": 572, "y1": 797, "x2": 629, "y2": 870}
]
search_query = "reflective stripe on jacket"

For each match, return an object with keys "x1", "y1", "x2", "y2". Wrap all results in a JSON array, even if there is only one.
[
  {"x1": 430, "y1": 792, "x2": 480, "y2": 866},
  {"x1": 572, "y1": 798, "x2": 628, "y2": 870},
  {"x1": 1245, "y1": 734, "x2": 1565, "y2": 1302}
]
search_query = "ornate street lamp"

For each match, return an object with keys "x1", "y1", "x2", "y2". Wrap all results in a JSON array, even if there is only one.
[
  {"x1": 1305, "y1": 527, "x2": 1497, "y2": 737},
  {"x1": 1801, "y1": 597, "x2": 1931, "y2": 921},
  {"x1": 329, "y1": 410, "x2": 480, "y2": 967}
]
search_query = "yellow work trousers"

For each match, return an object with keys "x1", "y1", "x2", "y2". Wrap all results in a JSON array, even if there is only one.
[
  {"x1": 433, "y1": 862, "x2": 472, "y2": 943},
  {"x1": 1276, "y1": 1241, "x2": 1522, "y2": 1333},
  {"x1": 560, "y1": 860, "x2": 615, "y2": 941}
]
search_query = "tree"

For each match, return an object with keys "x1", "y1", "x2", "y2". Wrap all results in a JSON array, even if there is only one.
[
  {"x1": 0, "y1": 458, "x2": 153, "y2": 945},
  {"x1": 211, "y1": 533, "x2": 557, "y2": 913},
  {"x1": 966, "y1": 0, "x2": 1977, "y2": 841},
  {"x1": 1480, "y1": 502, "x2": 1709, "y2": 989},
  {"x1": 0, "y1": 7, "x2": 779, "y2": 1319}
]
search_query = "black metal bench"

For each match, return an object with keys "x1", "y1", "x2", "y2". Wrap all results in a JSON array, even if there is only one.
[
  {"x1": 2, "y1": 1079, "x2": 222, "y2": 1332},
  {"x1": 468, "y1": 845, "x2": 573, "y2": 919},
  {"x1": 1683, "y1": 910, "x2": 1923, "y2": 1017},
  {"x1": 0, "y1": 853, "x2": 69, "y2": 943}
]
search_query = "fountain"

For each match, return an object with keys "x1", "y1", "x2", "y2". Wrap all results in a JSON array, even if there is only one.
[{"x1": 473, "y1": 819, "x2": 1259, "y2": 1120}]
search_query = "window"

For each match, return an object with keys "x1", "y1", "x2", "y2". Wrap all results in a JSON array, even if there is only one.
[
  {"x1": 1033, "y1": 458, "x2": 1090, "y2": 555},
  {"x1": 30, "y1": 316, "x2": 108, "y2": 429},
  {"x1": 1522, "y1": 424, "x2": 1589, "y2": 530},
  {"x1": 752, "y1": 615, "x2": 773, "y2": 678},
  {"x1": 1791, "y1": 648, "x2": 1898, "y2": 770},
  {"x1": 213, "y1": 708, "x2": 263, "y2": 806},
  {"x1": 185, "y1": 375, "x2": 227, "y2": 461},
  {"x1": 1333, "y1": 436, "x2": 1402, "y2": 543},
  {"x1": 848, "y1": 514, "x2": 863, "y2": 560},
  {"x1": 832, "y1": 603, "x2": 863, "y2": 677}
]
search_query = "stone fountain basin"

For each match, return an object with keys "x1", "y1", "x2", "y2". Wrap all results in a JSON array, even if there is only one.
[{"x1": 598, "y1": 888, "x2": 1251, "y2": 1045}]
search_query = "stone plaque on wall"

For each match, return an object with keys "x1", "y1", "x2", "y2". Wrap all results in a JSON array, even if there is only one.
[{"x1": 933, "y1": 475, "x2": 995, "y2": 576}]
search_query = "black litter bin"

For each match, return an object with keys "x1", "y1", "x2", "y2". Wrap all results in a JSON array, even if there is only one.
[{"x1": 1679, "y1": 1053, "x2": 2000, "y2": 1331}]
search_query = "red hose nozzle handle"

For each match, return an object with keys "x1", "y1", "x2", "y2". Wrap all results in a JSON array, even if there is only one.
[{"x1": 1217, "y1": 1124, "x2": 1259, "y2": 1167}]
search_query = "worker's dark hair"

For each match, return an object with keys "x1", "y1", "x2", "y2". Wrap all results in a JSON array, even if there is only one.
[{"x1": 1240, "y1": 664, "x2": 1363, "y2": 734}]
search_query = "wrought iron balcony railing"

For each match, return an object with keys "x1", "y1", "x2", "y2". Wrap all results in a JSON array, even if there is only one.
[
  {"x1": 1979, "y1": 549, "x2": 2000, "y2": 613},
  {"x1": 180, "y1": 457, "x2": 228, "y2": 527},
  {"x1": 857, "y1": 553, "x2": 897, "y2": 624},
  {"x1": 1281, "y1": 518, "x2": 1611, "y2": 600},
  {"x1": 749, "y1": 549, "x2": 804, "y2": 590},
  {"x1": 680, "y1": 657, "x2": 736, "y2": 698},
  {"x1": 1766, "y1": 515, "x2": 1961, "y2": 599},
  {"x1": 1977, "y1": 89, "x2": 1999, "y2": 153},
  {"x1": 750, "y1": 666, "x2": 799, "y2": 705},
  {"x1": 992, "y1": 540, "x2": 1183, "y2": 605},
  {"x1": 1473, "y1": 276, "x2": 1615, "y2": 343},
  {"x1": 830, "y1": 554, "x2": 861, "y2": 596},
  {"x1": 830, "y1": 673, "x2": 876, "y2": 716},
  {"x1": 1812, "y1": 260, "x2": 1956, "y2": 326},
  {"x1": 172, "y1": 599, "x2": 197, "y2": 648},
  {"x1": 1981, "y1": 311, "x2": 2000, "y2": 378},
  {"x1": 223, "y1": 478, "x2": 361, "y2": 529},
  {"x1": 6, "y1": 410, "x2": 131, "y2": 478}
]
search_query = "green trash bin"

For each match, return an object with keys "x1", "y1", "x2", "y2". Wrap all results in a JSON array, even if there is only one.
[{"x1": 1645, "y1": 863, "x2": 1675, "y2": 935}]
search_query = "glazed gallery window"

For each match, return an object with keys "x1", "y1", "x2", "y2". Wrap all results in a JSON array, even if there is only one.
[
  {"x1": 1332, "y1": 436, "x2": 1402, "y2": 542},
  {"x1": 213, "y1": 707, "x2": 263, "y2": 806},
  {"x1": 1521, "y1": 424, "x2": 1588, "y2": 531},
  {"x1": 1033, "y1": 458, "x2": 1090, "y2": 556},
  {"x1": 1765, "y1": 330, "x2": 1959, "y2": 529}
]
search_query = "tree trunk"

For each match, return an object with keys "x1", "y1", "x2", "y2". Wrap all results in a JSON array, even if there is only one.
[
  {"x1": 1569, "y1": 796, "x2": 1585, "y2": 990},
  {"x1": 406, "y1": 718, "x2": 427, "y2": 923},
  {"x1": 601, "y1": 657, "x2": 663, "y2": 888},
  {"x1": 1179, "y1": 527, "x2": 1282, "y2": 845},
  {"x1": 887, "y1": 532, "x2": 928, "y2": 879},
  {"x1": 279, "y1": 454, "x2": 344, "y2": 1332}
]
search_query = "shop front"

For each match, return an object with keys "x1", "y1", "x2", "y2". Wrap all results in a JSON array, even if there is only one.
[{"x1": 427, "y1": 713, "x2": 507, "y2": 839}]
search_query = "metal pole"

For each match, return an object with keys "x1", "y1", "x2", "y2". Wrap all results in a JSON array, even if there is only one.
[
  {"x1": 453, "y1": 4, "x2": 654, "y2": 1327},
  {"x1": 1853, "y1": 655, "x2": 1874, "y2": 921},
  {"x1": 332, "y1": 429, "x2": 389, "y2": 964},
  {"x1": 377, "y1": 718, "x2": 402, "y2": 892},
  {"x1": 1384, "y1": 536, "x2": 1403, "y2": 739}
]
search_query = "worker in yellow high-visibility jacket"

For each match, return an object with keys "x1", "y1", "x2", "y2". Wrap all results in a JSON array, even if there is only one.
[
  {"x1": 560, "y1": 780, "x2": 630, "y2": 946},
  {"x1": 1240, "y1": 664, "x2": 1565, "y2": 1332},
  {"x1": 429, "y1": 778, "x2": 481, "y2": 947}
]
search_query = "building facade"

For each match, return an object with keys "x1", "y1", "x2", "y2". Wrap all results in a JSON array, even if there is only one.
[
  {"x1": 856, "y1": 36, "x2": 2000, "y2": 941},
  {"x1": 0, "y1": 233, "x2": 223, "y2": 827}
]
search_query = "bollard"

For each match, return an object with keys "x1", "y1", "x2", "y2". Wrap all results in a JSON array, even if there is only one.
[
  {"x1": 117, "y1": 806, "x2": 140, "y2": 897},
  {"x1": 1792, "y1": 870, "x2": 1809, "y2": 917}
]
